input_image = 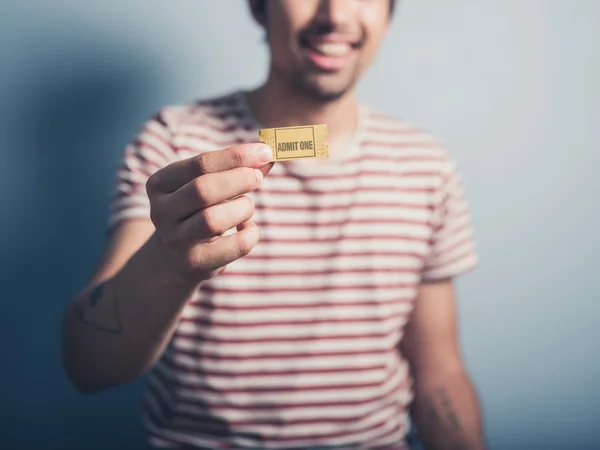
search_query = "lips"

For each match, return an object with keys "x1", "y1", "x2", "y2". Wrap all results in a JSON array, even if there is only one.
[
  {"x1": 300, "y1": 35, "x2": 360, "y2": 71},
  {"x1": 313, "y1": 42, "x2": 353, "y2": 57}
]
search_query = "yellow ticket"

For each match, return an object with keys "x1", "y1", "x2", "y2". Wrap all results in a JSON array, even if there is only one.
[{"x1": 258, "y1": 124, "x2": 329, "y2": 162}]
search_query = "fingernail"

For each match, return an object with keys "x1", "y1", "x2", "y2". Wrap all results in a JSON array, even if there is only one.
[
  {"x1": 255, "y1": 144, "x2": 272, "y2": 162},
  {"x1": 254, "y1": 168, "x2": 264, "y2": 181}
]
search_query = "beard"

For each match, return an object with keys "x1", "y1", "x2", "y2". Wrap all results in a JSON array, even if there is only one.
[{"x1": 286, "y1": 67, "x2": 359, "y2": 103}]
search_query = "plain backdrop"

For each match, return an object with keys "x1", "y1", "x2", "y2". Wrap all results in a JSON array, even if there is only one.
[{"x1": 0, "y1": 1, "x2": 598, "y2": 449}]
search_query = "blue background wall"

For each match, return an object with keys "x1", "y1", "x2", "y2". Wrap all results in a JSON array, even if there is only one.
[{"x1": 1, "y1": 1, "x2": 598, "y2": 449}]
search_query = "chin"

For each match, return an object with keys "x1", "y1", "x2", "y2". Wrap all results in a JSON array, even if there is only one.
[{"x1": 296, "y1": 75, "x2": 356, "y2": 102}]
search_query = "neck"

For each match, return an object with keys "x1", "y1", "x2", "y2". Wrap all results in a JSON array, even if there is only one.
[{"x1": 245, "y1": 71, "x2": 359, "y2": 157}]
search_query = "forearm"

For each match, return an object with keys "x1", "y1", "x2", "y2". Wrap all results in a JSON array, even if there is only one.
[
  {"x1": 412, "y1": 370, "x2": 486, "y2": 450},
  {"x1": 62, "y1": 233, "x2": 199, "y2": 393}
]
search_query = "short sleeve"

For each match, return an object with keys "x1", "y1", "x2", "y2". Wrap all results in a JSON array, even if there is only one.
[
  {"x1": 107, "y1": 112, "x2": 177, "y2": 232},
  {"x1": 421, "y1": 159, "x2": 479, "y2": 281}
]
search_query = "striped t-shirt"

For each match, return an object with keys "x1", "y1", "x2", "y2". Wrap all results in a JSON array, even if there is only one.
[{"x1": 109, "y1": 91, "x2": 478, "y2": 449}]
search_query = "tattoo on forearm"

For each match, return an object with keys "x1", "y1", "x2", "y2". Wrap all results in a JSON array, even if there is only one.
[
  {"x1": 437, "y1": 387, "x2": 462, "y2": 431},
  {"x1": 73, "y1": 283, "x2": 123, "y2": 334}
]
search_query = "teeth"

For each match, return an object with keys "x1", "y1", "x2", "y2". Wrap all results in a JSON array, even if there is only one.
[{"x1": 315, "y1": 42, "x2": 351, "y2": 57}]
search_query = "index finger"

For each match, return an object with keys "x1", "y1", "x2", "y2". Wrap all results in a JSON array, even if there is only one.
[{"x1": 148, "y1": 143, "x2": 273, "y2": 193}]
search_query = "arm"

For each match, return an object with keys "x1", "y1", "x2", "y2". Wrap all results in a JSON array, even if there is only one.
[
  {"x1": 400, "y1": 279, "x2": 486, "y2": 450},
  {"x1": 62, "y1": 143, "x2": 273, "y2": 394},
  {"x1": 62, "y1": 220, "x2": 200, "y2": 394}
]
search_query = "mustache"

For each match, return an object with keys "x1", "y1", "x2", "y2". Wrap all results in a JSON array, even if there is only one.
[{"x1": 298, "y1": 22, "x2": 365, "y2": 46}]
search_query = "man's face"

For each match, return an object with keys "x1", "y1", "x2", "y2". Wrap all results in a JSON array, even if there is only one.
[{"x1": 261, "y1": 0, "x2": 391, "y2": 102}]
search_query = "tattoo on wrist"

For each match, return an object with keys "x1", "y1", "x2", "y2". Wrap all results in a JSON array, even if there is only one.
[{"x1": 73, "y1": 282, "x2": 123, "y2": 334}]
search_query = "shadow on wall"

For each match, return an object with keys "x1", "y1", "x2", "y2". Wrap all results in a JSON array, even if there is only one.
[{"x1": 0, "y1": 33, "x2": 169, "y2": 450}]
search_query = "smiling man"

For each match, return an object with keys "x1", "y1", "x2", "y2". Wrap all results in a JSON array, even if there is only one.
[{"x1": 62, "y1": 1, "x2": 486, "y2": 449}]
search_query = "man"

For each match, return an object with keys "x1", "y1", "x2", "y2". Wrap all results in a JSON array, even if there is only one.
[{"x1": 62, "y1": 1, "x2": 486, "y2": 448}]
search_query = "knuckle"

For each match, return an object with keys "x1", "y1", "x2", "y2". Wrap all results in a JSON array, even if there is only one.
[
  {"x1": 193, "y1": 178, "x2": 211, "y2": 205},
  {"x1": 146, "y1": 172, "x2": 159, "y2": 194},
  {"x1": 201, "y1": 208, "x2": 220, "y2": 236},
  {"x1": 243, "y1": 168, "x2": 259, "y2": 189},
  {"x1": 232, "y1": 147, "x2": 245, "y2": 167},
  {"x1": 195, "y1": 152, "x2": 211, "y2": 175},
  {"x1": 149, "y1": 200, "x2": 166, "y2": 226},
  {"x1": 242, "y1": 196, "x2": 255, "y2": 216},
  {"x1": 184, "y1": 249, "x2": 203, "y2": 271},
  {"x1": 236, "y1": 232, "x2": 255, "y2": 256}
]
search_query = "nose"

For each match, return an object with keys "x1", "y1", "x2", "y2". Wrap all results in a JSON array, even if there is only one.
[{"x1": 315, "y1": 0, "x2": 356, "y2": 28}]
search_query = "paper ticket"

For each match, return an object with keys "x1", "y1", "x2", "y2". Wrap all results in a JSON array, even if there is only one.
[{"x1": 258, "y1": 124, "x2": 329, "y2": 161}]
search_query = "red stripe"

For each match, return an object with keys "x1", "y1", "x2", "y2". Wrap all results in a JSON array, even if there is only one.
[
  {"x1": 119, "y1": 160, "x2": 154, "y2": 180},
  {"x1": 360, "y1": 140, "x2": 439, "y2": 149},
  {"x1": 168, "y1": 347, "x2": 396, "y2": 363},
  {"x1": 219, "y1": 267, "x2": 421, "y2": 277},
  {"x1": 369, "y1": 112, "x2": 396, "y2": 121},
  {"x1": 424, "y1": 249, "x2": 476, "y2": 273},
  {"x1": 135, "y1": 139, "x2": 171, "y2": 166},
  {"x1": 264, "y1": 415, "x2": 394, "y2": 443},
  {"x1": 173, "y1": 329, "x2": 397, "y2": 345},
  {"x1": 143, "y1": 128, "x2": 173, "y2": 150},
  {"x1": 362, "y1": 418, "x2": 407, "y2": 450},
  {"x1": 255, "y1": 202, "x2": 433, "y2": 213},
  {"x1": 256, "y1": 217, "x2": 431, "y2": 227},
  {"x1": 150, "y1": 366, "x2": 408, "y2": 411},
  {"x1": 170, "y1": 397, "x2": 401, "y2": 429},
  {"x1": 430, "y1": 234, "x2": 473, "y2": 260},
  {"x1": 429, "y1": 221, "x2": 470, "y2": 244},
  {"x1": 267, "y1": 170, "x2": 439, "y2": 181},
  {"x1": 198, "y1": 282, "x2": 415, "y2": 294},
  {"x1": 257, "y1": 234, "x2": 430, "y2": 244},
  {"x1": 365, "y1": 126, "x2": 416, "y2": 135},
  {"x1": 179, "y1": 122, "x2": 253, "y2": 136},
  {"x1": 178, "y1": 311, "x2": 408, "y2": 329},
  {"x1": 244, "y1": 251, "x2": 425, "y2": 262},
  {"x1": 168, "y1": 360, "x2": 389, "y2": 379},
  {"x1": 342, "y1": 153, "x2": 445, "y2": 166},
  {"x1": 155, "y1": 357, "x2": 399, "y2": 393},
  {"x1": 149, "y1": 112, "x2": 168, "y2": 128},
  {"x1": 205, "y1": 109, "x2": 246, "y2": 121},
  {"x1": 186, "y1": 298, "x2": 414, "y2": 312},
  {"x1": 262, "y1": 186, "x2": 435, "y2": 195},
  {"x1": 177, "y1": 134, "x2": 246, "y2": 150}
]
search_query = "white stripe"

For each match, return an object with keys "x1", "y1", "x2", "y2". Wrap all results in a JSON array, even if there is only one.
[
  {"x1": 422, "y1": 253, "x2": 478, "y2": 280},
  {"x1": 209, "y1": 271, "x2": 420, "y2": 292},
  {"x1": 254, "y1": 205, "x2": 431, "y2": 224},
  {"x1": 139, "y1": 134, "x2": 173, "y2": 165},
  {"x1": 361, "y1": 130, "x2": 441, "y2": 146},
  {"x1": 255, "y1": 222, "x2": 432, "y2": 241},
  {"x1": 108, "y1": 207, "x2": 150, "y2": 226},
  {"x1": 176, "y1": 314, "x2": 402, "y2": 340},
  {"x1": 255, "y1": 189, "x2": 433, "y2": 207},
  {"x1": 111, "y1": 195, "x2": 149, "y2": 209},
  {"x1": 263, "y1": 174, "x2": 437, "y2": 192},
  {"x1": 194, "y1": 287, "x2": 418, "y2": 305},
  {"x1": 239, "y1": 252, "x2": 424, "y2": 271},
  {"x1": 154, "y1": 357, "x2": 407, "y2": 405},
  {"x1": 146, "y1": 119, "x2": 172, "y2": 141},
  {"x1": 172, "y1": 331, "x2": 400, "y2": 358},
  {"x1": 166, "y1": 348, "x2": 393, "y2": 373},
  {"x1": 432, "y1": 226, "x2": 474, "y2": 255},
  {"x1": 171, "y1": 402, "x2": 398, "y2": 440}
]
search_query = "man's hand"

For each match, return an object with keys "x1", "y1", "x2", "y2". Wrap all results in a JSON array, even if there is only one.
[
  {"x1": 146, "y1": 143, "x2": 273, "y2": 282},
  {"x1": 62, "y1": 143, "x2": 273, "y2": 393},
  {"x1": 401, "y1": 279, "x2": 486, "y2": 450}
]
